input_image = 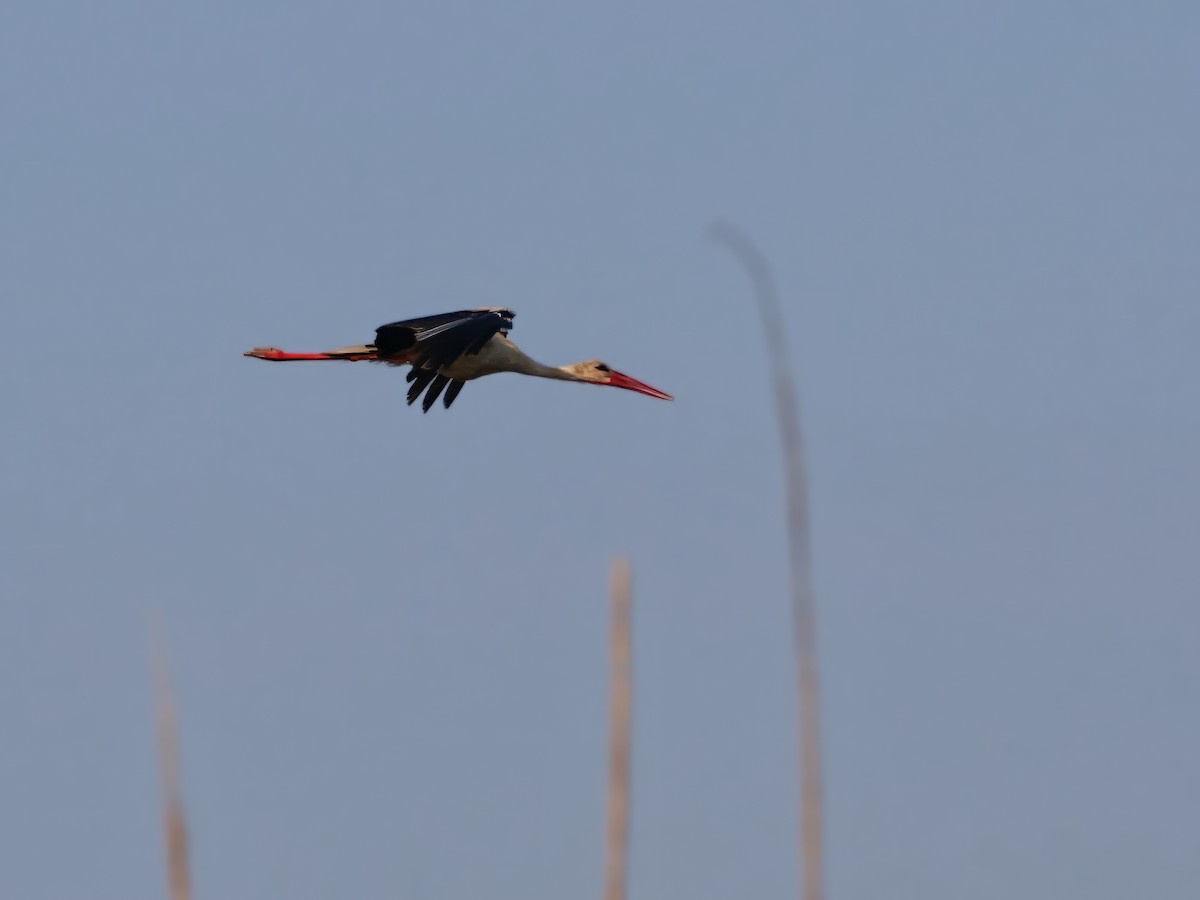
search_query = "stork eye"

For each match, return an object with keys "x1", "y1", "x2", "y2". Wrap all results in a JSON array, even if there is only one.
[{"x1": 596, "y1": 364, "x2": 610, "y2": 373}]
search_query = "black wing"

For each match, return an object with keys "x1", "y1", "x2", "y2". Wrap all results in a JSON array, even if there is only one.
[{"x1": 374, "y1": 307, "x2": 515, "y2": 412}]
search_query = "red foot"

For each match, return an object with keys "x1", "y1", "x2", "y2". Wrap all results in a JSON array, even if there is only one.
[{"x1": 244, "y1": 347, "x2": 333, "y2": 361}]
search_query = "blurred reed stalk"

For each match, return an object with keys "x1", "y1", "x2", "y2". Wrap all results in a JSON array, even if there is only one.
[
  {"x1": 710, "y1": 223, "x2": 825, "y2": 900},
  {"x1": 151, "y1": 621, "x2": 193, "y2": 900},
  {"x1": 603, "y1": 558, "x2": 633, "y2": 900}
]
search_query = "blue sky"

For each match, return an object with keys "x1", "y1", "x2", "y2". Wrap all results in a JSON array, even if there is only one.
[{"x1": 2, "y1": 2, "x2": 1197, "y2": 897}]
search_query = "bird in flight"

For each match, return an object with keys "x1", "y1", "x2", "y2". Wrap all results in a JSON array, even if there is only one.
[{"x1": 244, "y1": 307, "x2": 673, "y2": 412}]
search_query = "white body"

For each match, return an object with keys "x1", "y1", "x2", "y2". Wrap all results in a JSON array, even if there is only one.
[{"x1": 440, "y1": 335, "x2": 566, "y2": 382}]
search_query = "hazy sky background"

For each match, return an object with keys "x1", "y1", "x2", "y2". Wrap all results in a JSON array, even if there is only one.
[{"x1": 2, "y1": 2, "x2": 1197, "y2": 898}]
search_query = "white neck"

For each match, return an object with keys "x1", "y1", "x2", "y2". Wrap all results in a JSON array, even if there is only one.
[
  {"x1": 503, "y1": 345, "x2": 582, "y2": 381},
  {"x1": 475, "y1": 336, "x2": 586, "y2": 382}
]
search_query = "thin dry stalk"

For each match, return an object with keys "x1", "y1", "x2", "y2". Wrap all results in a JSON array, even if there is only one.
[
  {"x1": 603, "y1": 558, "x2": 633, "y2": 900},
  {"x1": 710, "y1": 222, "x2": 825, "y2": 900},
  {"x1": 150, "y1": 622, "x2": 193, "y2": 900}
]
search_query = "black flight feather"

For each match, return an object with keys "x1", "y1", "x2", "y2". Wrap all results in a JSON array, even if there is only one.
[
  {"x1": 406, "y1": 369, "x2": 437, "y2": 406},
  {"x1": 422, "y1": 374, "x2": 450, "y2": 413},
  {"x1": 443, "y1": 379, "x2": 466, "y2": 409}
]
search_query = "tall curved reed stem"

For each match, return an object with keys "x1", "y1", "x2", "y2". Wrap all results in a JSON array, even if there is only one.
[{"x1": 711, "y1": 223, "x2": 825, "y2": 900}]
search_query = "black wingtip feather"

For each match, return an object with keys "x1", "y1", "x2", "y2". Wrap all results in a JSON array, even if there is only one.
[
  {"x1": 422, "y1": 374, "x2": 450, "y2": 413},
  {"x1": 407, "y1": 369, "x2": 436, "y2": 405},
  {"x1": 443, "y1": 380, "x2": 465, "y2": 409}
]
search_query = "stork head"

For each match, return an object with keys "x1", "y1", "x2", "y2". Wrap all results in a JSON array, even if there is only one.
[{"x1": 566, "y1": 360, "x2": 674, "y2": 400}]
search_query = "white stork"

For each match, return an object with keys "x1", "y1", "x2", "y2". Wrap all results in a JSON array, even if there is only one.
[{"x1": 244, "y1": 307, "x2": 673, "y2": 411}]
